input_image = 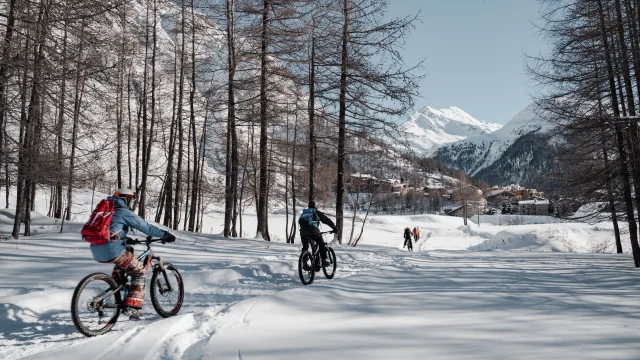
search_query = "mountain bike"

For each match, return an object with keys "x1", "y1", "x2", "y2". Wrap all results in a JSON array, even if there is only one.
[
  {"x1": 71, "y1": 237, "x2": 184, "y2": 337},
  {"x1": 298, "y1": 232, "x2": 337, "y2": 285}
]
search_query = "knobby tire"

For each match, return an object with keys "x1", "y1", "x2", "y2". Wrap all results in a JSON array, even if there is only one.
[
  {"x1": 71, "y1": 272, "x2": 121, "y2": 337},
  {"x1": 298, "y1": 251, "x2": 315, "y2": 285},
  {"x1": 150, "y1": 263, "x2": 184, "y2": 317},
  {"x1": 322, "y1": 247, "x2": 337, "y2": 279}
]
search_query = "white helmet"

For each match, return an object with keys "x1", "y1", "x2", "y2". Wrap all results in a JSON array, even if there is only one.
[
  {"x1": 114, "y1": 187, "x2": 135, "y2": 198},
  {"x1": 114, "y1": 188, "x2": 135, "y2": 208}
]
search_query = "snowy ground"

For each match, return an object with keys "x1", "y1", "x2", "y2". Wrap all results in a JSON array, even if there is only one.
[{"x1": 1, "y1": 207, "x2": 639, "y2": 359}]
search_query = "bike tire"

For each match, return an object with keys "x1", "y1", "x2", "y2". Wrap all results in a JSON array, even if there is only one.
[
  {"x1": 71, "y1": 272, "x2": 121, "y2": 337},
  {"x1": 322, "y1": 247, "x2": 337, "y2": 279},
  {"x1": 150, "y1": 263, "x2": 184, "y2": 317},
  {"x1": 298, "y1": 251, "x2": 315, "y2": 285}
]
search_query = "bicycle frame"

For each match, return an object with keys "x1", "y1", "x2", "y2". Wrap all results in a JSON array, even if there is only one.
[{"x1": 98, "y1": 240, "x2": 173, "y2": 310}]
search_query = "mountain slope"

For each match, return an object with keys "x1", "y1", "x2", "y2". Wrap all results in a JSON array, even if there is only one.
[
  {"x1": 432, "y1": 103, "x2": 554, "y2": 186},
  {"x1": 402, "y1": 106, "x2": 502, "y2": 154},
  {"x1": 472, "y1": 132, "x2": 556, "y2": 187}
]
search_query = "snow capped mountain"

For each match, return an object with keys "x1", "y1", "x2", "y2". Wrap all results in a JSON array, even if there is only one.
[
  {"x1": 402, "y1": 106, "x2": 502, "y2": 154},
  {"x1": 432, "y1": 102, "x2": 555, "y2": 187}
]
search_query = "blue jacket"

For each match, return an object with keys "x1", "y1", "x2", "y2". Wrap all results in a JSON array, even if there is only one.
[{"x1": 89, "y1": 196, "x2": 166, "y2": 262}]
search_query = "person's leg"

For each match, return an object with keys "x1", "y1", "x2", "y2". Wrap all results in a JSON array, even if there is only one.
[
  {"x1": 110, "y1": 251, "x2": 147, "y2": 309},
  {"x1": 301, "y1": 236, "x2": 309, "y2": 253},
  {"x1": 312, "y1": 234, "x2": 327, "y2": 261}
]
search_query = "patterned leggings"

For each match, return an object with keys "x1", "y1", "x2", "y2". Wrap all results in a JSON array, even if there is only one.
[{"x1": 109, "y1": 251, "x2": 147, "y2": 309}]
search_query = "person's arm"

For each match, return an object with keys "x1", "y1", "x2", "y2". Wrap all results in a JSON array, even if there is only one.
[
  {"x1": 316, "y1": 210, "x2": 338, "y2": 232},
  {"x1": 122, "y1": 209, "x2": 167, "y2": 238}
]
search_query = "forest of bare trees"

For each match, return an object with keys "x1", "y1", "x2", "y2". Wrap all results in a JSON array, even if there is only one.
[
  {"x1": 0, "y1": 0, "x2": 421, "y2": 243},
  {"x1": 530, "y1": 0, "x2": 640, "y2": 266}
]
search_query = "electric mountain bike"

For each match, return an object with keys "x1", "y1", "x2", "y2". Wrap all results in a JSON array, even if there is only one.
[
  {"x1": 71, "y1": 237, "x2": 184, "y2": 337},
  {"x1": 298, "y1": 232, "x2": 337, "y2": 285}
]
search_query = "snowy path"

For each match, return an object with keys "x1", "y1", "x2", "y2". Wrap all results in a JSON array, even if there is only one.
[{"x1": 1, "y1": 213, "x2": 639, "y2": 359}]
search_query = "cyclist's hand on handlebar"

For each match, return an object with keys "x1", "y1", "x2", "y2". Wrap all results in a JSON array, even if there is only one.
[{"x1": 162, "y1": 231, "x2": 176, "y2": 244}]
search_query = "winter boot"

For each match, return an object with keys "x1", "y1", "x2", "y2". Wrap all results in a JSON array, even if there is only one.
[{"x1": 122, "y1": 307, "x2": 145, "y2": 321}]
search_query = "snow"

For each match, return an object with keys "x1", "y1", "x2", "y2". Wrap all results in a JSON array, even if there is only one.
[
  {"x1": 401, "y1": 105, "x2": 502, "y2": 154},
  {"x1": 1, "y1": 208, "x2": 639, "y2": 359},
  {"x1": 519, "y1": 199, "x2": 550, "y2": 205},
  {"x1": 431, "y1": 102, "x2": 553, "y2": 176}
]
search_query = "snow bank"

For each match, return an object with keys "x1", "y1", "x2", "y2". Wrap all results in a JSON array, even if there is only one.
[{"x1": 471, "y1": 214, "x2": 563, "y2": 226}]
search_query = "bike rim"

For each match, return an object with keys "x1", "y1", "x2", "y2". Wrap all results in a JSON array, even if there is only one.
[
  {"x1": 324, "y1": 249, "x2": 336, "y2": 277},
  {"x1": 74, "y1": 277, "x2": 119, "y2": 334},
  {"x1": 154, "y1": 269, "x2": 182, "y2": 313},
  {"x1": 299, "y1": 253, "x2": 314, "y2": 283}
]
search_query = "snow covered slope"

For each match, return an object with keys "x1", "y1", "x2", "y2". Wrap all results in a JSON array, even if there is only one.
[
  {"x1": 402, "y1": 106, "x2": 502, "y2": 154},
  {"x1": 2, "y1": 208, "x2": 638, "y2": 359},
  {"x1": 432, "y1": 102, "x2": 554, "y2": 186},
  {"x1": 1, "y1": 214, "x2": 639, "y2": 359}
]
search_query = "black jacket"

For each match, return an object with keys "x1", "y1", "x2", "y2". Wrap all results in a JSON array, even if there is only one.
[{"x1": 299, "y1": 208, "x2": 337, "y2": 237}]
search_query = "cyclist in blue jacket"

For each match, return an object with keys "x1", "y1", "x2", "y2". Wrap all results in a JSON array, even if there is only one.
[
  {"x1": 299, "y1": 200, "x2": 338, "y2": 266},
  {"x1": 89, "y1": 188, "x2": 175, "y2": 320}
]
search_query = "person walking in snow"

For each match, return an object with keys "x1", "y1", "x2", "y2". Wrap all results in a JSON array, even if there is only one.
[
  {"x1": 403, "y1": 227, "x2": 413, "y2": 251},
  {"x1": 87, "y1": 188, "x2": 176, "y2": 320},
  {"x1": 413, "y1": 226, "x2": 421, "y2": 242},
  {"x1": 299, "y1": 200, "x2": 338, "y2": 266}
]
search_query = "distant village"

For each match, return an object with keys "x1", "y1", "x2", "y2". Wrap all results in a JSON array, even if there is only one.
[{"x1": 346, "y1": 173, "x2": 558, "y2": 217}]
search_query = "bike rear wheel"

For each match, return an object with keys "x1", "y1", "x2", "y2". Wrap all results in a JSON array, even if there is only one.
[
  {"x1": 298, "y1": 251, "x2": 315, "y2": 285},
  {"x1": 322, "y1": 247, "x2": 337, "y2": 279},
  {"x1": 71, "y1": 273, "x2": 121, "y2": 337},
  {"x1": 150, "y1": 263, "x2": 184, "y2": 317}
]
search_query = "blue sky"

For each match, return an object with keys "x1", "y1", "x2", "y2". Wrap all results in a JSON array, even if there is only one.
[{"x1": 388, "y1": 0, "x2": 547, "y2": 124}]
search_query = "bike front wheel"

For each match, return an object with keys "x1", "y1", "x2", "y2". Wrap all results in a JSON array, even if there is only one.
[
  {"x1": 150, "y1": 263, "x2": 184, "y2": 317},
  {"x1": 71, "y1": 273, "x2": 121, "y2": 337},
  {"x1": 322, "y1": 247, "x2": 337, "y2": 279},
  {"x1": 298, "y1": 251, "x2": 315, "y2": 285}
]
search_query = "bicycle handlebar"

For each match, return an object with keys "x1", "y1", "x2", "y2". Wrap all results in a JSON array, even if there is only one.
[
  {"x1": 319, "y1": 231, "x2": 335, "y2": 235},
  {"x1": 125, "y1": 236, "x2": 165, "y2": 245}
]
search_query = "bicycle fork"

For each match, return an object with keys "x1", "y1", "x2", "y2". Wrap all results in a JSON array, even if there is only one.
[{"x1": 153, "y1": 256, "x2": 174, "y2": 293}]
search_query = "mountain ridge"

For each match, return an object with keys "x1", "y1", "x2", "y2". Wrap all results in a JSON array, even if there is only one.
[
  {"x1": 430, "y1": 102, "x2": 555, "y2": 188},
  {"x1": 402, "y1": 105, "x2": 502, "y2": 154}
]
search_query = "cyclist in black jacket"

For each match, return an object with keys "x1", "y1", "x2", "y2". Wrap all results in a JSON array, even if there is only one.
[{"x1": 299, "y1": 200, "x2": 338, "y2": 266}]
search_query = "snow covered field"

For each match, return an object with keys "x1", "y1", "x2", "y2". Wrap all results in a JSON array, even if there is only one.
[{"x1": 1, "y1": 210, "x2": 639, "y2": 359}]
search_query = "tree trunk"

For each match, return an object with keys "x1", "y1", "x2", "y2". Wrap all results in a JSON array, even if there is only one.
[
  {"x1": 289, "y1": 102, "x2": 298, "y2": 244},
  {"x1": 349, "y1": 186, "x2": 359, "y2": 245},
  {"x1": 11, "y1": 5, "x2": 31, "y2": 238},
  {"x1": 598, "y1": 0, "x2": 640, "y2": 266},
  {"x1": 127, "y1": 69, "x2": 133, "y2": 188},
  {"x1": 256, "y1": 0, "x2": 270, "y2": 240},
  {"x1": 353, "y1": 192, "x2": 375, "y2": 247},
  {"x1": 335, "y1": 0, "x2": 349, "y2": 244},
  {"x1": 16, "y1": 1, "x2": 50, "y2": 237},
  {"x1": 308, "y1": 27, "x2": 316, "y2": 204},
  {"x1": 183, "y1": 111, "x2": 191, "y2": 231},
  {"x1": 174, "y1": 0, "x2": 186, "y2": 229},
  {"x1": 196, "y1": 105, "x2": 208, "y2": 233},
  {"x1": 55, "y1": 12, "x2": 69, "y2": 219},
  {"x1": 285, "y1": 102, "x2": 290, "y2": 242},
  {"x1": 0, "y1": 0, "x2": 17, "y2": 205},
  {"x1": 162, "y1": 22, "x2": 180, "y2": 227},
  {"x1": 188, "y1": 0, "x2": 199, "y2": 232},
  {"x1": 137, "y1": 1, "x2": 151, "y2": 216},
  {"x1": 603, "y1": 141, "x2": 623, "y2": 253},
  {"x1": 67, "y1": 20, "x2": 87, "y2": 225}
]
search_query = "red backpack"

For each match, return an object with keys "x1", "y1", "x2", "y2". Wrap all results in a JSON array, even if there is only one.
[{"x1": 81, "y1": 199, "x2": 115, "y2": 245}]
